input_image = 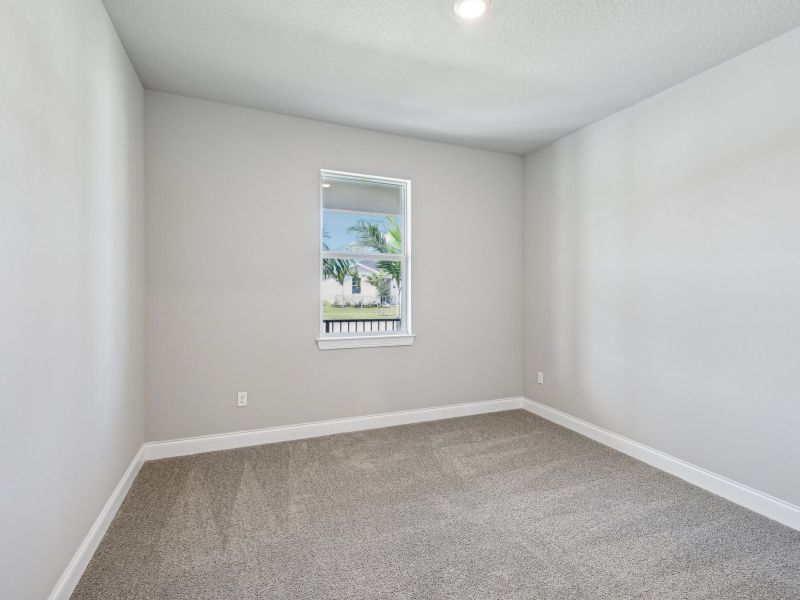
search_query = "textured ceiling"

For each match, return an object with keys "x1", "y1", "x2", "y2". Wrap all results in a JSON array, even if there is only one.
[{"x1": 103, "y1": 0, "x2": 800, "y2": 154}]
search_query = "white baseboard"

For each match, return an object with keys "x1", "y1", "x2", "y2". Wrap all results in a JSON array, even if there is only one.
[
  {"x1": 144, "y1": 396, "x2": 524, "y2": 461},
  {"x1": 522, "y1": 398, "x2": 800, "y2": 532},
  {"x1": 47, "y1": 397, "x2": 521, "y2": 598},
  {"x1": 47, "y1": 445, "x2": 146, "y2": 600},
  {"x1": 48, "y1": 394, "x2": 798, "y2": 600}
]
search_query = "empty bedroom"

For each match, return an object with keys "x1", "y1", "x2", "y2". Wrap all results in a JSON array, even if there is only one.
[{"x1": 2, "y1": 0, "x2": 800, "y2": 598}]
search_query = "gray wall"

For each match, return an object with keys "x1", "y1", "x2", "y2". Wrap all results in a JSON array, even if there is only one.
[
  {"x1": 523, "y1": 28, "x2": 800, "y2": 506},
  {"x1": 0, "y1": 1, "x2": 145, "y2": 598},
  {"x1": 145, "y1": 91, "x2": 523, "y2": 442}
]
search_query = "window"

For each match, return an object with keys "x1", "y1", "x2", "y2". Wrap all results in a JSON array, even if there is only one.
[{"x1": 318, "y1": 170, "x2": 413, "y2": 349}]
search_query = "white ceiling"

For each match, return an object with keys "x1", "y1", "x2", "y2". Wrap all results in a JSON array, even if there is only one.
[{"x1": 103, "y1": 0, "x2": 800, "y2": 155}]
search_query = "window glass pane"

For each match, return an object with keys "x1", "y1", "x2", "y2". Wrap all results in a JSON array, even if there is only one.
[
  {"x1": 322, "y1": 174, "x2": 403, "y2": 215},
  {"x1": 322, "y1": 210, "x2": 403, "y2": 255},
  {"x1": 321, "y1": 259, "x2": 403, "y2": 334}
]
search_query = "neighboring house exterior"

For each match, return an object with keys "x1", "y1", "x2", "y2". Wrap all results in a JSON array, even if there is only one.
[{"x1": 322, "y1": 261, "x2": 399, "y2": 307}]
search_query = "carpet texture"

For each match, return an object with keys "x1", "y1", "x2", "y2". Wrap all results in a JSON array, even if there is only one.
[{"x1": 72, "y1": 410, "x2": 800, "y2": 599}]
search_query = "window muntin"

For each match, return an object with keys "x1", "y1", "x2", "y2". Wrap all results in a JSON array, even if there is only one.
[{"x1": 320, "y1": 171, "x2": 410, "y2": 339}]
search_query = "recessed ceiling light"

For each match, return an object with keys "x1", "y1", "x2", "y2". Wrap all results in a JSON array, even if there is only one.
[
  {"x1": 454, "y1": 0, "x2": 487, "y2": 20},
  {"x1": 322, "y1": 183, "x2": 331, "y2": 188}
]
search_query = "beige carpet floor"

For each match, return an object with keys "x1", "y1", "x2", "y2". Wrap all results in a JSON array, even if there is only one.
[{"x1": 72, "y1": 410, "x2": 800, "y2": 599}]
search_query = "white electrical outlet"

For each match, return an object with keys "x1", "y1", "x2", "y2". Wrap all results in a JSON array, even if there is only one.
[
  {"x1": 237, "y1": 392, "x2": 248, "y2": 407},
  {"x1": 537, "y1": 372, "x2": 544, "y2": 385}
]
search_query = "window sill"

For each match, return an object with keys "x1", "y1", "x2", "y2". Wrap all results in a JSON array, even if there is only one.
[{"x1": 316, "y1": 334, "x2": 416, "y2": 350}]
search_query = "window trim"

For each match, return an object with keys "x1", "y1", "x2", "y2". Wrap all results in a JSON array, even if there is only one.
[
  {"x1": 317, "y1": 169, "x2": 414, "y2": 350},
  {"x1": 317, "y1": 334, "x2": 416, "y2": 350}
]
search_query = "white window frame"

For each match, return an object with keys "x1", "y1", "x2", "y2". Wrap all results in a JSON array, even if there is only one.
[{"x1": 317, "y1": 169, "x2": 414, "y2": 350}]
